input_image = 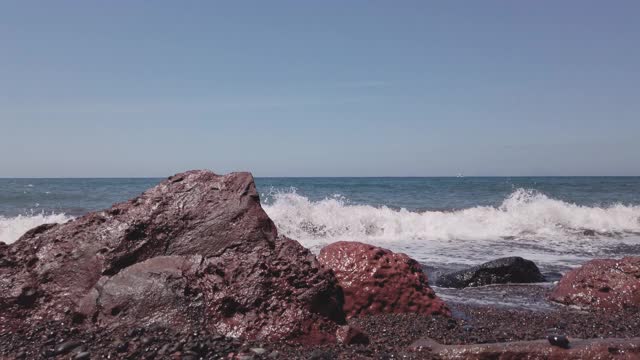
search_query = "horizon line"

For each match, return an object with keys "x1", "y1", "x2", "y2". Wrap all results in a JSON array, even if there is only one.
[{"x1": 1, "y1": 175, "x2": 640, "y2": 179}]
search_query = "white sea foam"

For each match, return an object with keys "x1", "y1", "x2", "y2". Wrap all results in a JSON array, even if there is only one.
[
  {"x1": 2, "y1": 189, "x2": 639, "y2": 269},
  {"x1": 263, "y1": 188, "x2": 640, "y2": 267},
  {"x1": 0, "y1": 213, "x2": 74, "y2": 244}
]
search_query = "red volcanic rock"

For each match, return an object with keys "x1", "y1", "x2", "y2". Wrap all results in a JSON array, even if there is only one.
[
  {"x1": 317, "y1": 241, "x2": 450, "y2": 318},
  {"x1": 0, "y1": 170, "x2": 345, "y2": 343},
  {"x1": 549, "y1": 257, "x2": 640, "y2": 310}
]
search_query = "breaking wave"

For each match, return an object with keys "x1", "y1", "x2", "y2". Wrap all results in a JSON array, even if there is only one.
[
  {"x1": 2, "y1": 189, "x2": 639, "y2": 268},
  {"x1": 0, "y1": 213, "x2": 74, "y2": 244},
  {"x1": 262, "y1": 188, "x2": 640, "y2": 266},
  {"x1": 262, "y1": 188, "x2": 640, "y2": 242}
]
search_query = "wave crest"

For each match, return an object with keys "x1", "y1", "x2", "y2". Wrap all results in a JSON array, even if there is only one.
[
  {"x1": 0, "y1": 213, "x2": 74, "y2": 244},
  {"x1": 262, "y1": 188, "x2": 640, "y2": 248}
]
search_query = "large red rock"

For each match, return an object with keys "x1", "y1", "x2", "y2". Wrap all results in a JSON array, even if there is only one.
[
  {"x1": 0, "y1": 170, "x2": 345, "y2": 343},
  {"x1": 317, "y1": 241, "x2": 450, "y2": 318},
  {"x1": 549, "y1": 257, "x2": 640, "y2": 310}
]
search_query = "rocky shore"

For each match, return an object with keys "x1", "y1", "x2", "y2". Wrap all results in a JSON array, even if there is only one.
[{"x1": 1, "y1": 170, "x2": 639, "y2": 359}]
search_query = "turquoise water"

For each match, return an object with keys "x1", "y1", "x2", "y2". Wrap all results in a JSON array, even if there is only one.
[{"x1": 1, "y1": 176, "x2": 640, "y2": 271}]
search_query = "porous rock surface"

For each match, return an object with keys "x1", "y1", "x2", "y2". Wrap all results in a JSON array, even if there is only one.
[
  {"x1": 317, "y1": 241, "x2": 450, "y2": 318},
  {"x1": 549, "y1": 256, "x2": 640, "y2": 310},
  {"x1": 0, "y1": 170, "x2": 345, "y2": 343},
  {"x1": 435, "y1": 256, "x2": 546, "y2": 288}
]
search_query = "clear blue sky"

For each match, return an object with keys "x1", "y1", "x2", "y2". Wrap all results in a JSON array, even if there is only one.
[{"x1": 1, "y1": 1, "x2": 639, "y2": 177}]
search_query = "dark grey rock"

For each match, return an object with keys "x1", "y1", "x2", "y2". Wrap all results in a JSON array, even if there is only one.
[
  {"x1": 435, "y1": 257, "x2": 545, "y2": 288},
  {"x1": 547, "y1": 334, "x2": 570, "y2": 348}
]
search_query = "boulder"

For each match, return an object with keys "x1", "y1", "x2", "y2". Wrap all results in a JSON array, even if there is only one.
[
  {"x1": 435, "y1": 257, "x2": 545, "y2": 288},
  {"x1": 0, "y1": 170, "x2": 345, "y2": 343},
  {"x1": 317, "y1": 241, "x2": 450, "y2": 318},
  {"x1": 549, "y1": 257, "x2": 640, "y2": 310}
]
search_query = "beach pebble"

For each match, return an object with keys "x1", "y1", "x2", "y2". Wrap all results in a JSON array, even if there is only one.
[
  {"x1": 547, "y1": 334, "x2": 570, "y2": 349},
  {"x1": 158, "y1": 344, "x2": 170, "y2": 355},
  {"x1": 250, "y1": 347, "x2": 267, "y2": 355},
  {"x1": 73, "y1": 351, "x2": 91, "y2": 360},
  {"x1": 236, "y1": 353, "x2": 255, "y2": 360},
  {"x1": 55, "y1": 340, "x2": 82, "y2": 355},
  {"x1": 557, "y1": 321, "x2": 568, "y2": 329},
  {"x1": 113, "y1": 339, "x2": 128, "y2": 353}
]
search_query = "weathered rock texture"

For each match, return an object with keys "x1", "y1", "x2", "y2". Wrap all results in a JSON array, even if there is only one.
[
  {"x1": 549, "y1": 257, "x2": 640, "y2": 310},
  {"x1": 435, "y1": 256, "x2": 546, "y2": 288},
  {"x1": 317, "y1": 241, "x2": 449, "y2": 318},
  {"x1": 409, "y1": 337, "x2": 640, "y2": 360},
  {"x1": 0, "y1": 170, "x2": 345, "y2": 343}
]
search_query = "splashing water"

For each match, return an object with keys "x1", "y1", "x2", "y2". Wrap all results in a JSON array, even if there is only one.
[
  {"x1": 262, "y1": 188, "x2": 640, "y2": 269},
  {"x1": 0, "y1": 212, "x2": 74, "y2": 244},
  {"x1": 1, "y1": 185, "x2": 639, "y2": 271}
]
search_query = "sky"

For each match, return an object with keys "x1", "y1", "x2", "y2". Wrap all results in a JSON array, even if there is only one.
[{"x1": 1, "y1": 1, "x2": 639, "y2": 177}]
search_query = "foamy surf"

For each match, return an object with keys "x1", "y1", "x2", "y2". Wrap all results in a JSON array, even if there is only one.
[
  {"x1": 262, "y1": 188, "x2": 640, "y2": 268},
  {"x1": 2, "y1": 188, "x2": 639, "y2": 270},
  {"x1": 0, "y1": 213, "x2": 74, "y2": 244}
]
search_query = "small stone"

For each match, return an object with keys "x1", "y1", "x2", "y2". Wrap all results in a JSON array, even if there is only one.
[
  {"x1": 73, "y1": 351, "x2": 91, "y2": 360},
  {"x1": 54, "y1": 340, "x2": 82, "y2": 355},
  {"x1": 250, "y1": 347, "x2": 267, "y2": 355},
  {"x1": 158, "y1": 344, "x2": 170, "y2": 355},
  {"x1": 114, "y1": 340, "x2": 129, "y2": 353},
  {"x1": 41, "y1": 349, "x2": 54, "y2": 358},
  {"x1": 547, "y1": 334, "x2": 570, "y2": 349},
  {"x1": 335, "y1": 325, "x2": 370, "y2": 345},
  {"x1": 268, "y1": 350, "x2": 280, "y2": 359},
  {"x1": 557, "y1": 321, "x2": 568, "y2": 329},
  {"x1": 17, "y1": 287, "x2": 38, "y2": 307}
]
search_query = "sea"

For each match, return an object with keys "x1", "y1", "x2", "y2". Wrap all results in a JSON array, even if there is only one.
[{"x1": 2, "y1": 176, "x2": 640, "y2": 277}]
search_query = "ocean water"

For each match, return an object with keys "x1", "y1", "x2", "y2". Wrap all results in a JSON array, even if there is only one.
[{"x1": 1, "y1": 176, "x2": 640, "y2": 273}]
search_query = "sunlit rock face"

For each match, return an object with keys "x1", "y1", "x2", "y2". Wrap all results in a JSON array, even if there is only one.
[
  {"x1": 549, "y1": 256, "x2": 640, "y2": 310},
  {"x1": 318, "y1": 241, "x2": 450, "y2": 319},
  {"x1": 0, "y1": 170, "x2": 345, "y2": 343}
]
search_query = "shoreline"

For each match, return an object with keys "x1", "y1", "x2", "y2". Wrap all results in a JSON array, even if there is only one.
[{"x1": 3, "y1": 283, "x2": 640, "y2": 359}]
